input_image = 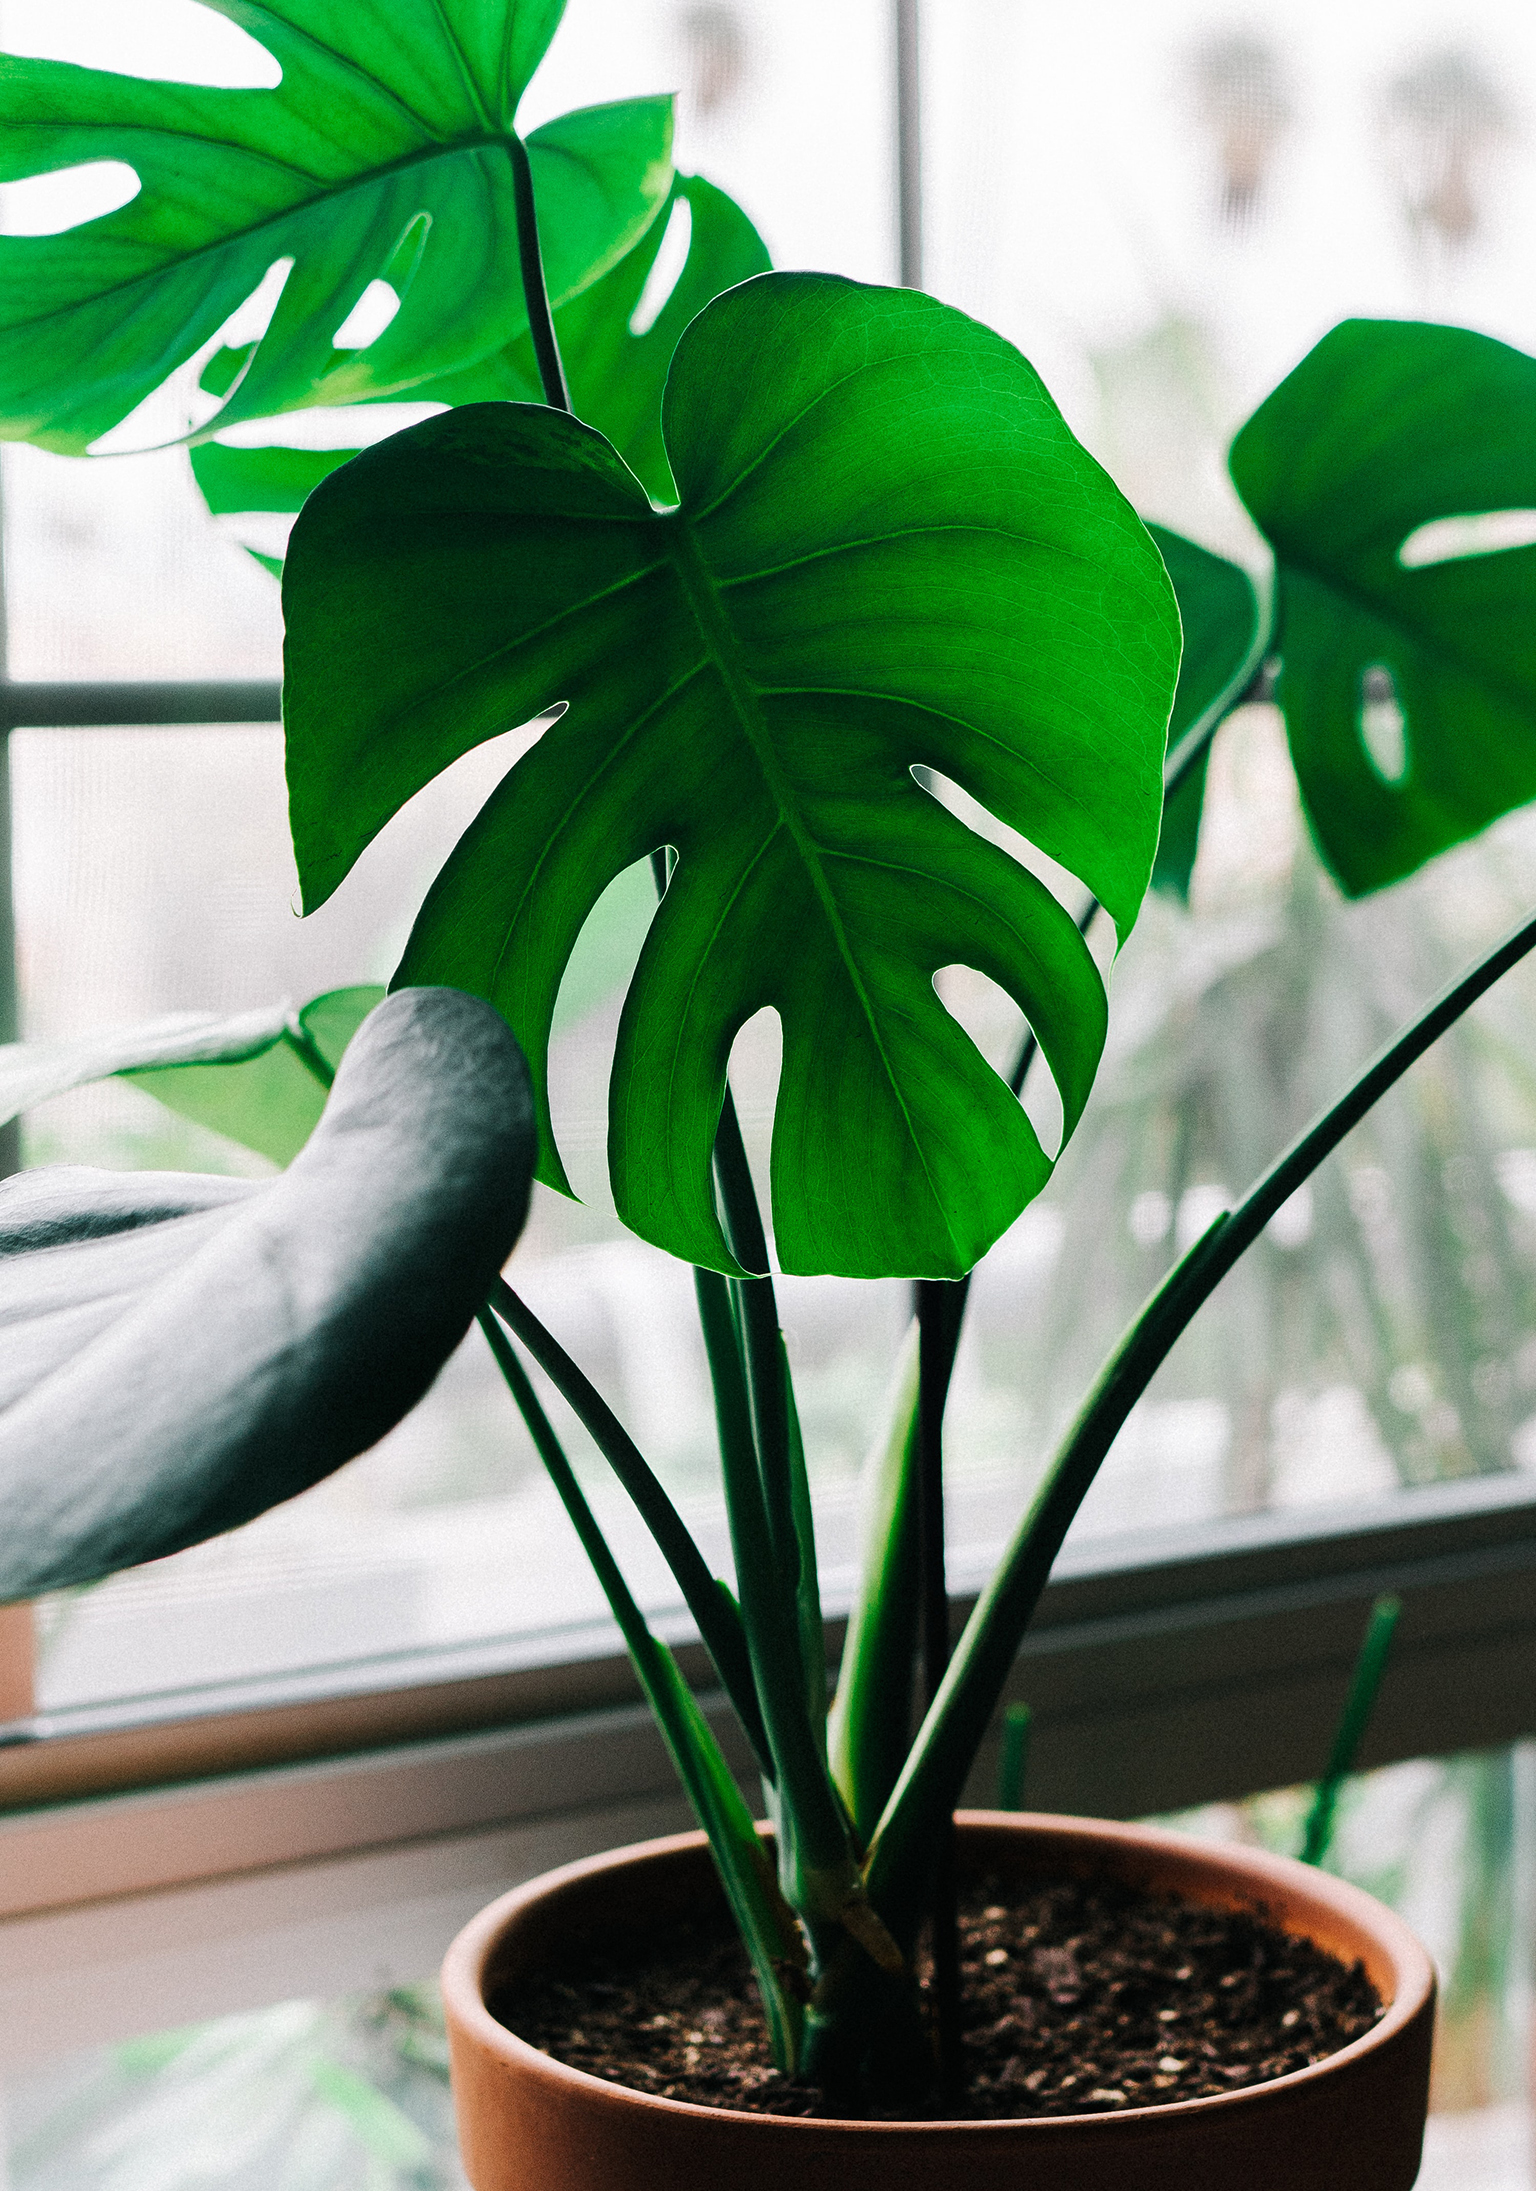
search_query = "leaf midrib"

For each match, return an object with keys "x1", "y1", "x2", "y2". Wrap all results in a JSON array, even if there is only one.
[{"x1": 663, "y1": 516, "x2": 956, "y2": 1252}]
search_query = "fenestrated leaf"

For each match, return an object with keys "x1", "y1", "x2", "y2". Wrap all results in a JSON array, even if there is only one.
[
  {"x1": 0, "y1": 1, "x2": 673, "y2": 451},
  {"x1": 0, "y1": 987, "x2": 533, "y2": 1603},
  {"x1": 1147, "y1": 525, "x2": 1264, "y2": 903},
  {"x1": 125, "y1": 984, "x2": 383, "y2": 1164},
  {"x1": 188, "y1": 171, "x2": 770, "y2": 544},
  {"x1": 283, "y1": 273, "x2": 1179, "y2": 1281},
  {"x1": 1230, "y1": 319, "x2": 1536, "y2": 896}
]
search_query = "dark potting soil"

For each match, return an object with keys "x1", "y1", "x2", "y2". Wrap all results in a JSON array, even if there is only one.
[{"x1": 491, "y1": 1871, "x2": 1384, "y2": 2120}]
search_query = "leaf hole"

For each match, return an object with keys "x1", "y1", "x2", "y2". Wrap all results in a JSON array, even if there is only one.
[
  {"x1": 1398, "y1": 510, "x2": 1536, "y2": 568},
  {"x1": 1, "y1": 161, "x2": 140, "y2": 237},
  {"x1": 552, "y1": 857, "x2": 657, "y2": 1035},
  {"x1": 933, "y1": 966, "x2": 1063, "y2": 1160},
  {"x1": 629, "y1": 196, "x2": 694, "y2": 336},
  {"x1": 1358, "y1": 663, "x2": 1408, "y2": 785},
  {"x1": 1, "y1": 0, "x2": 280, "y2": 85},
  {"x1": 725, "y1": 1007, "x2": 781, "y2": 1247},
  {"x1": 88, "y1": 256, "x2": 295, "y2": 453},
  {"x1": 333, "y1": 279, "x2": 402, "y2": 352}
]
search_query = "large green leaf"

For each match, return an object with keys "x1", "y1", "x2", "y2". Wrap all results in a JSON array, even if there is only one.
[
  {"x1": 188, "y1": 170, "x2": 768, "y2": 543},
  {"x1": 0, "y1": 988, "x2": 533, "y2": 1602},
  {"x1": 0, "y1": 1, "x2": 673, "y2": 450},
  {"x1": 1147, "y1": 525, "x2": 1264, "y2": 903},
  {"x1": 283, "y1": 274, "x2": 1179, "y2": 1281},
  {"x1": 1230, "y1": 319, "x2": 1536, "y2": 896}
]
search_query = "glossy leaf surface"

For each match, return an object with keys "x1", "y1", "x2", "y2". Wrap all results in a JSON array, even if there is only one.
[
  {"x1": 0, "y1": 988, "x2": 533, "y2": 1602},
  {"x1": 284, "y1": 274, "x2": 1178, "y2": 1279},
  {"x1": 1230, "y1": 319, "x2": 1536, "y2": 896},
  {"x1": 0, "y1": 1, "x2": 672, "y2": 450},
  {"x1": 1147, "y1": 526, "x2": 1263, "y2": 903}
]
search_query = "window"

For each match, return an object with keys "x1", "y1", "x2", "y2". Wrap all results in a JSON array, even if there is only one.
[{"x1": 4, "y1": 3, "x2": 1536, "y2": 2183}]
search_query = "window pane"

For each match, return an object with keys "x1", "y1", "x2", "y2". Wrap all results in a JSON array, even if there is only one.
[{"x1": 2, "y1": 445, "x2": 283, "y2": 682}]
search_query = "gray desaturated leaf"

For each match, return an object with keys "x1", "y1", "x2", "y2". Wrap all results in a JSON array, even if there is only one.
[{"x1": 0, "y1": 988, "x2": 534, "y2": 1602}]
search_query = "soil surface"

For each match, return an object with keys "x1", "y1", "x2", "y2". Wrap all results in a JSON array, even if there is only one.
[{"x1": 491, "y1": 1870, "x2": 1384, "y2": 2120}]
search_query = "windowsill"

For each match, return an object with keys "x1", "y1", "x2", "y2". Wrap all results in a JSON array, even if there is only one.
[{"x1": 5, "y1": 1468, "x2": 1535, "y2": 1836}]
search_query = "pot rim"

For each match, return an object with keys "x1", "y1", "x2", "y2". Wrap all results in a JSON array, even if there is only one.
[{"x1": 442, "y1": 1807, "x2": 1436, "y2": 2136}]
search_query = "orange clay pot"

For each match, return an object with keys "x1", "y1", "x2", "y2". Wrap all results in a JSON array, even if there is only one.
[{"x1": 442, "y1": 1810, "x2": 1435, "y2": 2191}]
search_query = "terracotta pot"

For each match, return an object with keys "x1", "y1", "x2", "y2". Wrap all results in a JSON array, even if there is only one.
[{"x1": 442, "y1": 1809, "x2": 1435, "y2": 2191}]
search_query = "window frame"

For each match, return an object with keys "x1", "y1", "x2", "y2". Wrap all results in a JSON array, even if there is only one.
[{"x1": 5, "y1": 0, "x2": 1536, "y2": 2051}]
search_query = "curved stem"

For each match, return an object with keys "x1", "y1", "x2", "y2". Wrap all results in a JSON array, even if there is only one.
[
  {"x1": 1300, "y1": 1592, "x2": 1400, "y2": 1866},
  {"x1": 695, "y1": 1267, "x2": 855, "y2": 1915},
  {"x1": 913, "y1": 1274, "x2": 966, "y2": 2097},
  {"x1": 478, "y1": 1309, "x2": 805, "y2": 2071},
  {"x1": 490, "y1": 1278, "x2": 770, "y2": 1775},
  {"x1": 508, "y1": 133, "x2": 570, "y2": 412},
  {"x1": 867, "y1": 900, "x2": 1536, "y2": 1930}
]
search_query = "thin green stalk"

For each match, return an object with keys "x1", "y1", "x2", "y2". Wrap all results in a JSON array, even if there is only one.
[
  {"x1": 507, "y1": 133, "x2": 570, "y2": 412},
  {"x1": 913, "y1": 1276, "x2": 965, "y2": 2097},
  {"x1": 477, "y1": 1310, "x2": 805, "y2": 2068},
  {"x1": 694, "y1": 1270, "x2": 869, "y2": 1937},
  {"x1": 827, "y1": 1324, "x2": 922, "y2": 1842},
  {"x1": 713, "y1": 1097, "x2": 802, "y2": 1597},
  {"x1": 1301, "y1": 1594, "x2": 1401, "y2": 1866},
  {"x1": 650, "y1": 850, "x2": 810, "y2": 1701},
  {"x1": 490, "y1": 1278, "x2": 770, "y2": 1776},
  {"x1": 868, "y1": 902, "x2": 1536, "y2": 1935},
  {"x1": 997, "y1": 1702, "x2": 1032, "y2": 1811},
  {"x1": 781, "y1": 1339, "x2": 827, "y2": 1739}
]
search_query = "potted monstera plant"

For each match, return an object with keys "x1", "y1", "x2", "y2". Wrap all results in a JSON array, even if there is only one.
[{"x1": 5, "y1": 3, "x2": 1536, "y2": 2183}]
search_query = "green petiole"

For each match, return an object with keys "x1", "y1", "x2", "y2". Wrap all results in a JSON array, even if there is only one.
[{"x1": 868, "y1": 902, "x2": 1536, "y2": 1938}]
